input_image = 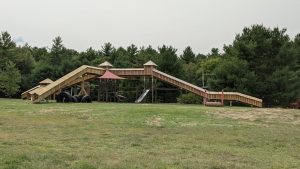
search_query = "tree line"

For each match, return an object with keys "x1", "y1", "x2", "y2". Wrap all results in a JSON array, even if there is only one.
[{"x1": 0, "y1": 25, "x2": 299, "y2": 106}]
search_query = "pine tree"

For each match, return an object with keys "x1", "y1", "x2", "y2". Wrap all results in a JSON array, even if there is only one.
[
  {"x1": 0, "y1": 61, "x2": 21, "y2": 97},
  {"x1": 180, "y1": 46, "x2": 195, "y2": 63}
]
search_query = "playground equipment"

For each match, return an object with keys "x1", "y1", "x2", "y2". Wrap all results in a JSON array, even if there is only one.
[
  {"x1": 290, "y1": 97, "x2": 300, "y2": 109},
  {"x1": 22, "y1": 61, "x2": 263, "y2": 107},
  {"x1": 204, "y1": 90, "x2": 224, "y2": 107},
  {"x1": 135, "y1": 89, "x2": 150, "y2": 103},
  {"x1": 97, "y1": 67, "x2": 125, "y2": 102},
  {"x1": 21, "y1": 78, "x2": 54, "y2": 100},
  {"x1": 55, "y1": 91, "x2": 92, "y2": 103}
]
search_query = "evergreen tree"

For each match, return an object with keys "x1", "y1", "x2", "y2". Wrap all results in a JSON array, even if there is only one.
[
  {"x1": 157, "y1": 45, "x2": 183, "y2": 77},
  {"x1": 180, "y1": 46, "x2": 195, "y2": 63},
  {"x1": 0, "y1": 31, "x2": 16, "y2": 69},
  {"x1": 222, "y1": 25, "x2": 298, "y2": 106},
  {"x1": 209, "y1": 57, "x2": 257, "y2": 94},
  {"x1": 0, "y1": 31, "x2": 16, "y2": 49},
  {"x1": 210, "y1": 48, "x2": 219, "y2": 56},
  {"x1": 156, "y1": 45, "x2": 183, "y2": 102},
  {"x1": 101, "y1": 43, "x2": 115, "y2": 63},
  {"x1": 0, "y1": 61, "x2": 21, "y2": 97},
  {"x1": 127, "y1": 44, "x2": 139, "y2": 67},
  {"x1": 50, "y1": 36, "x2": 65, "y2": 65}
]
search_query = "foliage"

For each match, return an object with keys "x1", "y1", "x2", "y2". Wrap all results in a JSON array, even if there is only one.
[
  {"x1": 222, "y1": 25, "x2": 300, "y2": 106},
  {"x1": 0, "y1": 61, "x2": 21, "y2": 97},
  {"x1": 180, "y1": 46, "x2": 195, "y2": 63},
  {"x1": 182, "y1": 62, "x2": 198, "y2": 84},
  {"x1": 156, "y1": 45, "x2": 183, "y2": 102},
  {"x1": 0, "y1": 25, "x2": 299, "y2": 106},
  {"x1": 177, "y1": 93, "x2": 202, "y2": 104},
  {"x1": 157, "y1": 45, "x2": 183, "y2": 77},
  {"x1": 209, "y1": 57, "x2": 256, "y2": 94},
  {"x1": 0, "y1": 31, "x2": 16, "y2": 69},
  {"x1": 0, "y1": 31, "x2": 16, "y2": 49}
]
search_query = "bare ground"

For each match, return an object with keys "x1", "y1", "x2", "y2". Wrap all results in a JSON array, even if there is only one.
[{"x1": 208, "y1": 107, "x2": 300, "y2": 124}]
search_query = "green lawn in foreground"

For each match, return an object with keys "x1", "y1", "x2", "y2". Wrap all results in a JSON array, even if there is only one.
[{"x1": 0, "y1": 99, "x2": 299, "y2": 169}]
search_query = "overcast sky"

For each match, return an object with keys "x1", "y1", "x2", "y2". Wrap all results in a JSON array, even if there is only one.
[{"x1": 1, "y1": 0, "x2": 300, "y2": 54}]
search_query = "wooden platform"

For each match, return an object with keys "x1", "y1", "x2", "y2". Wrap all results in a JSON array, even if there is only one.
[{"x1": 22, "y1": 61, "x2": 263, "y2": 107}]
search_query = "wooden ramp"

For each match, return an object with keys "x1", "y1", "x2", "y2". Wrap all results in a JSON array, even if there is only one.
[
  {"x1": 23, "y1": 61, "x2": 262, "y2": 107},
  {"x1": 23, "y1": 66, "x2": 105, "y2": 102},
  {"x1": 153, "y1": 69, "x2": 262, "y2": 107}
]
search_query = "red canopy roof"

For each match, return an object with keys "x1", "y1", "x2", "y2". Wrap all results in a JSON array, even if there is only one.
[{"x1": 98, "y1": 70, "x2": 125, "y2": 80}]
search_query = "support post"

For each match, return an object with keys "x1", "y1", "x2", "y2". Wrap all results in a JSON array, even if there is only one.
[
  {"x1": 202, "y1": 69, "x2": 205, "y2": 87},
  {"x1": 151, "y1": 75, "x2": 154, "y2": 103},
  {"x1": 155, "y1": 78, "x2": 157, "y2": 103},
  {"x1": 203, "y1": 90, "x2": 207, "y2": 106},
  {"x1": 143, "y1": 60, "x2": 157, "y2": 103},
  {"x1": 106, "y1": 79, "x2": 108, "y2": 102},
  {"x1": 98, "y1": 79, "x2": 101, "y2": 102},
  {"x1": 221, "y1": 90, "x2": 224, "y2": 106},
  {"x1": 143, "y1": 76, "x2": 146, "y2": 91},
  {"x1": 79, "y1": 80, "x2": 88, "y2": 96},
  {"x1": 86, "y1": 82, "x2": 90, "y2": 96}
]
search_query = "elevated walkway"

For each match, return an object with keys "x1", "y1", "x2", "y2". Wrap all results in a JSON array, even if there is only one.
[
  {"x1": 152, "y1": 69, "x2": 262, "y2": 107},
  {"x1": 22, "y1": 61, "x2": 262, "y2": 107}
]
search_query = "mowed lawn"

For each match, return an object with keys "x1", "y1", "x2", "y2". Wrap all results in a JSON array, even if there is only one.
[{"x1": 0, "y1": 99, "x2": 299, "y2": 169}]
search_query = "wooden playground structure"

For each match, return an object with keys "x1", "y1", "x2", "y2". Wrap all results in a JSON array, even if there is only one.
[{"x1": 22, "y1": 61, "x2": 263, "y2": 107}]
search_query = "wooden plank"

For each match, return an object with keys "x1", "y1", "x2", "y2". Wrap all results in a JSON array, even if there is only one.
[{"x1": 28, "y1": 65, "x2": 262, "y2": 107}]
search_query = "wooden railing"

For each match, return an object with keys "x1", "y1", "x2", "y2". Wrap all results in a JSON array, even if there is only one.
[
  {"x1": 26, "y1": 65, "x2": 262, "y2": 107},
  {"x1": 33, "y1": 65, "x2": 104, "y2": 102},
  {"x1": 153, "y1": 69, "x2": 262, "y2": 107}
]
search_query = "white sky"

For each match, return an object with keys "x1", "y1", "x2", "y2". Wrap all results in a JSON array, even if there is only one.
[{"x1": 0, "y1": 0, "x2": 300, "y2": 54}]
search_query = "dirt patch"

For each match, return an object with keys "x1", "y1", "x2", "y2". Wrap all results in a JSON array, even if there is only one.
[
  {"x1": 39, "y1": 108, "x2": 65, "y2": 113},
  {"x1": 180, "y1": 122, "x2": 198, "y2": 127},
  {"x1": 39, "y1": 108, "x2": 92, "y2": 114},
  {"x1": 145, "y1": 116, "x2": 163, "y2": 127},
  {"x1": 208, "y1": 108, "x2": 300, "y2": 124}
]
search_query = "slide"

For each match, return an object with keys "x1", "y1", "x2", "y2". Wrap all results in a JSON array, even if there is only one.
[{"x1": 135, "y1": 89, "x2": 150, "y2": 103}]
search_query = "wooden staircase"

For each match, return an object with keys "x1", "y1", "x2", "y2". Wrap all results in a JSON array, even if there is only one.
[
  {"x1": 23, "y1": 61, "x2": 263, "y2": 107},
  {"x1": 152, "y1": 69, "x2": 262, "y2": 107}
]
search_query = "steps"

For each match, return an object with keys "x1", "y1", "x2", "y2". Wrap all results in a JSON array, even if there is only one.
[
  {"x1": 30, "y1": 66, "x2": 105, "y2": 102},
  {"x1": 25, "y1": 65, "x2": 262, "y2": 107},
  {"x1": 152, "y1": 69, "x2": 262, "y2": 107}
]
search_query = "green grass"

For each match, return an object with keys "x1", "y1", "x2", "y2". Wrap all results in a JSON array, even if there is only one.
[{"x1": 0, "y1": 99, "x2": 299, "y2": 169}]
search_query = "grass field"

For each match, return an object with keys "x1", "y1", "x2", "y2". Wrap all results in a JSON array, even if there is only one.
[{"x1": 0, "y1": 99, "x2": 299, "y2": 169}]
